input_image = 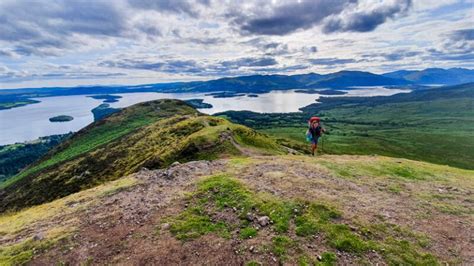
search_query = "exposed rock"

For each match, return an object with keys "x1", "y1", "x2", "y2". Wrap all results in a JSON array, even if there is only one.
[
  {"x1": 33, "y1": 233, "x2": 45, "y2": 241},
  {"x1": 161, "y1": 223, "x2": 171, "y2": 230},
  {"x1": 257, "y1": 216, "x2": 270, "y2": 227},
  {"x1": 171, "y1": 161, "x2": 180, "y2": 167},
  {"x1": 246, "y1": 212, "x2": 255, "y2": 221}
]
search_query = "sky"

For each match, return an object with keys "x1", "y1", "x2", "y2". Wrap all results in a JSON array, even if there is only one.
[{"x1": 0, "y1": 0, "x2": 473, "y2": 89}]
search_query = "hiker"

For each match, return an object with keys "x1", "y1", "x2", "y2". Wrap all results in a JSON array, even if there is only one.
[{"x1": 306, "y1": 117, "x2": 326, "y2": 156}]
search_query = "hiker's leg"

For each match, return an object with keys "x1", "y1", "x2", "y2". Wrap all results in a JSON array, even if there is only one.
[{"x1": 311, "y1": 137, "x2": 319, "y2": 155}]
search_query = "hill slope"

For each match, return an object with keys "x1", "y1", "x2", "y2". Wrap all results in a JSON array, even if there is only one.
[
  {"x1": 383, "y1": 68, "x2": 474, "y2": 85},
  {"x1": 306, "y1": 71, "x2": 411, "y2": 88},
  {"x1": 218, "y1": 83, "x2": 474, "y2": 169},
  {"x1": 0, "y1": 99, "x2": 287, "y2": 212},
  {"x1": 0, "y1": 155, "x2": 472, "y2": 265}
]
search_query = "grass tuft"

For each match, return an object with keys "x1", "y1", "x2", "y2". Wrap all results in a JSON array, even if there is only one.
[{"x1": 240, "y1": 227, "x2": 258, "y2": 239}]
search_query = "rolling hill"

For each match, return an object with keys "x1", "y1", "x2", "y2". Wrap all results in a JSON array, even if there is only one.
[
  {"x1": 383, "y1": 68, "x2": 474, "y2": 85},
  {"x1": 0, "y1": 99, "x2": 287, "y2": 212},
  {"x1": 305, "y1": 70, "x2": 412, "y2": 88}
]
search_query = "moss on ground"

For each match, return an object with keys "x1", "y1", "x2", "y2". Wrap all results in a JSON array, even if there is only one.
[
  {"x1": 0, "y1": 226, "x2": 73, "y2": 266},
  {"x1": 240, "y1": 227, "x2": 258, "y2": 239},
  {"x1": 168, "y1": 206, "x2": 230, "y2": 240},
  {"x1": 163, "y1": 174, "x2": 439, "y2": 265}
]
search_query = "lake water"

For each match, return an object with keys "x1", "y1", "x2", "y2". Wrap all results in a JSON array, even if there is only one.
[{"x1": 0, "y1": 88, "x2": 410, "y2": 145}]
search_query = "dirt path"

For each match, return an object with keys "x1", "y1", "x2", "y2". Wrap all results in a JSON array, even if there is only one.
[{"x1": 12, "y1": 155, "x2": 472, "y2": 265}]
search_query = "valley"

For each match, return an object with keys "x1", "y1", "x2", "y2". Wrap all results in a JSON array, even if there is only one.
[{"x1": 0, "y1": 95, "x2": 473, "y2": 265}]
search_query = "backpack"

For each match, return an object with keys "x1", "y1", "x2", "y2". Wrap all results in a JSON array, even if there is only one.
[{"x1": 305, "y1": 129, "x2": 313, "y2": 142}]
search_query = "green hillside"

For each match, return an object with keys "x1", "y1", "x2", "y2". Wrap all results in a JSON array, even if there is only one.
[
  {"x1": 218, "y1": 83, "x2": 474, "y2": 169},
  {"x1": 0, "y1": 99, "x2": 286, "y2": 212}
]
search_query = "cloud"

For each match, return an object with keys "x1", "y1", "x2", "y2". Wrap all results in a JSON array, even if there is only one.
[
  {"x1": 322, "y1": 0, "x2": 413, "y2": 33},
  {"x1": 253, "y1": 64, "x2": 310, "y2": 73},
  {"x1": 364, "y1": 49, "x2": 422, "y2": 61},
  {"x1": 0, "y1": 0, "x2": 128, "y2": 56},
  {"x1": 426, "y1": 28, "x2": 474, "y2": 62},
  {"x1": 308, "y1": 57, "x2": 357, "y2": 65},
  {"x1": 0, "y1": 49, "x2": 15, "y2": 57},
  {"x1": 449, "y1": 28, "x2": 474, "y2": 41},
  {"x1": 233, "y1": 0, "x2": 353, "y2": 35},
  {"x1": 99, "y1": 58, "x2": 203, "y2": 74},
  {"x1": 98, "y1": 56, "x2": 279, "y2": 77},
  {"x1": 127, "y1": 0, "x2": 209, "y2": 18},
  {"x1": 220, "y1": 57, "x2": 278, "y2": 68},
  {"x1": 0, "y1": 0, "x2": 471, "y2": 87},
  {"x1": 230, "y1": 0, "x2": 413, "y2": 36}
]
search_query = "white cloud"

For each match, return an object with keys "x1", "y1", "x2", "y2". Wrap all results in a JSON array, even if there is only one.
[{"x1": 0, "y1": 0, "x2": 471, "y2": 88}]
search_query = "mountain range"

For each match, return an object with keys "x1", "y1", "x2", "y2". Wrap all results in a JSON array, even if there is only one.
[
  {"x1": 382, "y1": 68, "x2": 474, "y2": 85},
  {"x1": 1, "y1": 68, "x2": 473, "y2": 101}
]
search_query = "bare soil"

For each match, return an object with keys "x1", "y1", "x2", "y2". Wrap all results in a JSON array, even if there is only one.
[{"x1": 9, "y1": 156, "x2": 473, "y2": 265}]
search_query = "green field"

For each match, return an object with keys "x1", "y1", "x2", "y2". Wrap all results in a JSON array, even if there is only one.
[{"x1": 219, "y1": 84, "x2": 474, "y2": 170}]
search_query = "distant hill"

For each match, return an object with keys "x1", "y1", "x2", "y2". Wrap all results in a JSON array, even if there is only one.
[
  {"x1": 306, "y1": 70, "x2": 412, "y2": 88},
  {"x1": 1, "y1": 68, "x2": 473, "y2": 107},
  {"x1": 383, "y1": 68, "x2": 474, "y2": 85}
]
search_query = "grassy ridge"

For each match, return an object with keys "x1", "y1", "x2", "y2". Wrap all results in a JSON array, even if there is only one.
[
  {"x1": 1, "y1": 100, "x2": 197, "y2": 189},
  {"x1": 0, "y1": 99, "x2": 286, "y2": 212}
]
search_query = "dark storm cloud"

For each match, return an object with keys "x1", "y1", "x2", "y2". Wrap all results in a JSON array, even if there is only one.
[
  {"x1": 308, "y1": 57, "x2": 356, "y2": 65},
  {"x1": 322, "y1": 0, "x2": 412, "y2": 33},
  {"x1": 234, "y1": 0, "x2": 354, "y2": 35}
]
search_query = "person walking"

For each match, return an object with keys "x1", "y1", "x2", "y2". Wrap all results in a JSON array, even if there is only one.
[{"x1": 306, "y1": 117, "x2": 326, "y2": 156}]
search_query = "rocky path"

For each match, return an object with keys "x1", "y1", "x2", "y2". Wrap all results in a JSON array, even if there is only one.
[{"x1": 3, "y1": 155, "x2": 471, "y2": 265}]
